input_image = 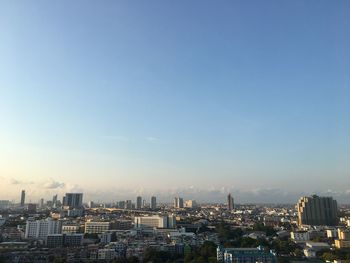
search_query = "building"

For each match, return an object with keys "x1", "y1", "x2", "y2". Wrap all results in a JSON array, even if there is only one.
[
  {"x1": 64, "y1": 233, "x2": 84, "y2": 247},
  {"x1": 150, "y1": 196, "x2": 157, "y2": 210},
  {"x1": 227, "y1": 193, "x2": 234, "y2": 210},
  {"x1": 290, "y1": 231, "x2": 310, "y2": 241},
  {"x1": 185, "y1": 200, "x2": 198, "y2": 208},
  {"x1": 63, "y1": 193, "x2": 83, "y2": 208},
  {"x1": 52, "y1": 194, "x2": 58, "y2": 208},
  {"x1": 297, "y1": 195, "x2": 338, "y2": 226},
  {"x1": 85, "y1": 221, "x2": 110, "y2": 234},
  {"x1": 0, "y1": 200, "x2": 11, "y2": 209},
  {"x1": 20, "y1": 190, "x2": 25, "y2": 207},
  {"x1": 62, "y1": 224, "x2": 81, "y2": 234},
  {"x1": 136, "y1": 196, "x2": 142, "y2": 210},
  {"x1": 27, "y1": 203, "x2": 37, "y2": 213},
  {"x1": 46, "y1": 233, "x2": 83, "y2": 248},
  {"x1": 25, "y1": 218, "x2": 62, "y2": 240},
  {"x1": 174, "y1": 197, "x2": 184, "y2": 209},
  {"x1": 39, "y1": 198, "x2": 44, "y2": 208},
  {"x1": 217, "y1": 246, "x2": 277, "y2": 263},
  {"x1": 134, "y1": 215, "x2": 176, "y2": 229},
  {"x1": 334, "y1": 228, "x2": 350, "y2": 249},
  {"x1": 335, "y1": 240, "x2": 350, "y2": 249},
  {"x1": 338, "y1": 228, "x2": 350, "y2": 240},
  {"x1": 125, "y1": 200, "x2": 132, "y2": 209}
]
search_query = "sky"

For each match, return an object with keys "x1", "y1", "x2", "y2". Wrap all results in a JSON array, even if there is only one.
[{"x1": 0, "y1": 1, "x2": 349, "y2": 204}]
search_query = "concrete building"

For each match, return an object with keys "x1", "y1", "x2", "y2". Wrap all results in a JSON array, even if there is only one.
[
  {"x1": 63, "y1": 193, "x2": 83, "y2": 208},
  {"x1": 217, "y1": 246, "x2": 277, "y2": 263},
  {"x1": 185, "y1": 200, "x2": 198, "y2": 208},
  {"x1": 85, "y1": 221, "x2": 110, "y2": 234},
  {"x1": 25, "y1": 218, "x2": 62, "y2": 240},
  {"x1": 134, "y1": 215, "x2": 176, "y2": 229},
  {"x1": 174, "y1": 197, "x2": 184, "y2": 209},
  {"x1": 125, "y1": 200, "x2": 132, "y2": 209},
  {"x1": 150, "y1": 196, "x2": 157, "y2": 210},
  {"x1": 27, "y1": 203, "x2": 37, "y2": 213},
  {"x1": 62, "y1": 224, "x2": 80, "y2": 234},
  {"x1": 227, "y1": 193, "x2": 234, "y2": 210},
  {"x1": 0, "y1": 200, "x2": 10, "y2": 209},
  {"x1": 136, "y1": 196, "x2": 142, "y2": 210},
  {"x1": 46, "y1": 233, "x2": 83, "y2": 248},
  {"x1": 290, "y1": 231, "x2": 310, "y2": 241},
  {"x1": 338, "y1": 228, "x2": 350, "y2": 240},
  {"x1": 297, "y1": 195, "x2": 338, "y2": 226},
  {"x1": 20, "y1": 190, "x2": 25, "y2": 207},
  {"x1": 335, "y1": 239, "x2": 350, "y2": 249}
]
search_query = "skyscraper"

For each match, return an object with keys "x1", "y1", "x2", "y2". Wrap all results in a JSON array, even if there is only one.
[
  {"x1": 297, "y1": 195, "x2": 338, "y2": 226},
  {"x1": 174, "y1": 197, "x2": 184, "y2": 209},
  {"x1": 150, "y1": 196, "x2": 157, "y2": 210},
  {"x1": 52, "y1": 194, "x2": 58, "y2": 208},
  {"x1": 136, "y1": 196, "x2": 142, "y2": 210},
  {"x1": 20, "y1": 190, "x2": 25, "y2": 207},
  {"x1": 227, "y1": 193, "x2": 234, "y2": 210},
  {"x1": 63, "y1": 193, "x2": 83, "y2": 208}
]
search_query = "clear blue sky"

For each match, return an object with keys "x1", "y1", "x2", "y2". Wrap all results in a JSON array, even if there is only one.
[{"x1": 0, "y1": 1, "x2": 349, "y2": 203}]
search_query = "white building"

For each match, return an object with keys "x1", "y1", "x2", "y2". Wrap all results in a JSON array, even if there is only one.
[
  {"x1": 134, "y1": 215, "x2": 176, "y2": 229},
  {"x1": 25, "y1": 218, "x2": 62, "y2": 240}
]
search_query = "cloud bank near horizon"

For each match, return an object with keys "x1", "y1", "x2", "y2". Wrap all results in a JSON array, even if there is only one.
[{"x1": 1, "y1": 177, "x2": 350, "y2": 204}]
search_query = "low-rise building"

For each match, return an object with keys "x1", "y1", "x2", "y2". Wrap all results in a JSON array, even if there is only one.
[
  {"x1": 291, "y1": 231, "x2": 310, "y2": 242},
  {"x1": 217, "y1": 246, "x2": 277, "y2": 263},
  {"x1": 85, "y1": 221, "x2": 110, "y2": 234}
]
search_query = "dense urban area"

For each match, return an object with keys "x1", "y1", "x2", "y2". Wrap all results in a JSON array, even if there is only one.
[{"x1": 0, "y1": 192, "x2": 350, "y2": 263}]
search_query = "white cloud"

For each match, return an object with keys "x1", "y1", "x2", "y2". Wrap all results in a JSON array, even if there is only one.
[{"x1": 43, "y1": 179, "x2": 65, "y2": 189}]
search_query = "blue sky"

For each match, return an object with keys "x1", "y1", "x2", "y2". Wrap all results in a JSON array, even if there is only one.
[{"x1": 0, "y1": 1, "x2": 349, "y2": 203}]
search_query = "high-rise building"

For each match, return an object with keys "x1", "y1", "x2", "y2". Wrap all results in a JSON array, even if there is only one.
[
  {"x1": 25, "y1": 218, "x2": 62, "y2": 239},
  {"x1": 52, "y1": 195, "x2": 58, "y2": 208},
  {"x1": 150, "y1": 196, "x2": 157, "y2": 210},
  {"x1": 125, "y1": 200, "x2": 132, "y2": 209},
  {"x1": 297, "y1": 195, "x2": 338, "y2": 226},
  {"x1": 227, "y1": 194, "x2": 234, "y2": 210},
  {"x1": 63, "y1": 193, "x2": 83, "y2": 208},
  {"x1": 185, "y1": 200, "x2": 198, "y2": 208},
  {"x1": 39, "y1": 198, "x2": 44, "y2": 208},
  {"x1": 174, "y1": 197, "x2": 184, "y2": 209},
  {"x1": 20, "y1": 190, "x2": 25, "y2": 207},
  {"x1": 136, "y1": 196, "x2": 142, "y2": 210}
]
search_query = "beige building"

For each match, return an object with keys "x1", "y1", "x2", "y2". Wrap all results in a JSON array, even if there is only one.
[
  {"x1": 338, "y1": 229, "x2": 350, "y2": 240},
  {"x1": 62, "y1": 225, "x2": 80, "y2": 234},
  {"x1": 85, "y1": 221, "x2": 110, "y2": 234},
  {"x1": 335, "y1": 240, "x2": 350, "y2": 249}
]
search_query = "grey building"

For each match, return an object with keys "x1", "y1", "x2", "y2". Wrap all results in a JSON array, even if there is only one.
[{"x1": 297, "y1": 195, "x2": 338, "y2": 226}]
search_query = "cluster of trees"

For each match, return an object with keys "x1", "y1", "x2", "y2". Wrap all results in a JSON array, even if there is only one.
[
  {"x1": 184, "y1": 241, "x2": 217, "y2": 263},
  {"x1": 321, "y1": 249, "x2": 350, "y2": 262}
]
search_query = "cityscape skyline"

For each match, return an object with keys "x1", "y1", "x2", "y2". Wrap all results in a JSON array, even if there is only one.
[
  {"x1": 1, "y1": 1, "x2": 350, "y2": 204},
  {"x1": 2, "y1": 187, "x2": 350, "y2": 205}
]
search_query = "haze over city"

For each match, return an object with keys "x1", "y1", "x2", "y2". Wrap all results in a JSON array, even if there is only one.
[{"x1": 1, "y1": 1, "x2": 349, "y2": 204}]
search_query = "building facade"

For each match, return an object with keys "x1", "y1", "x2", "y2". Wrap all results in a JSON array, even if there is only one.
[{"x1": 297, "y1": 195, "x2": 338, "y2": 226}]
